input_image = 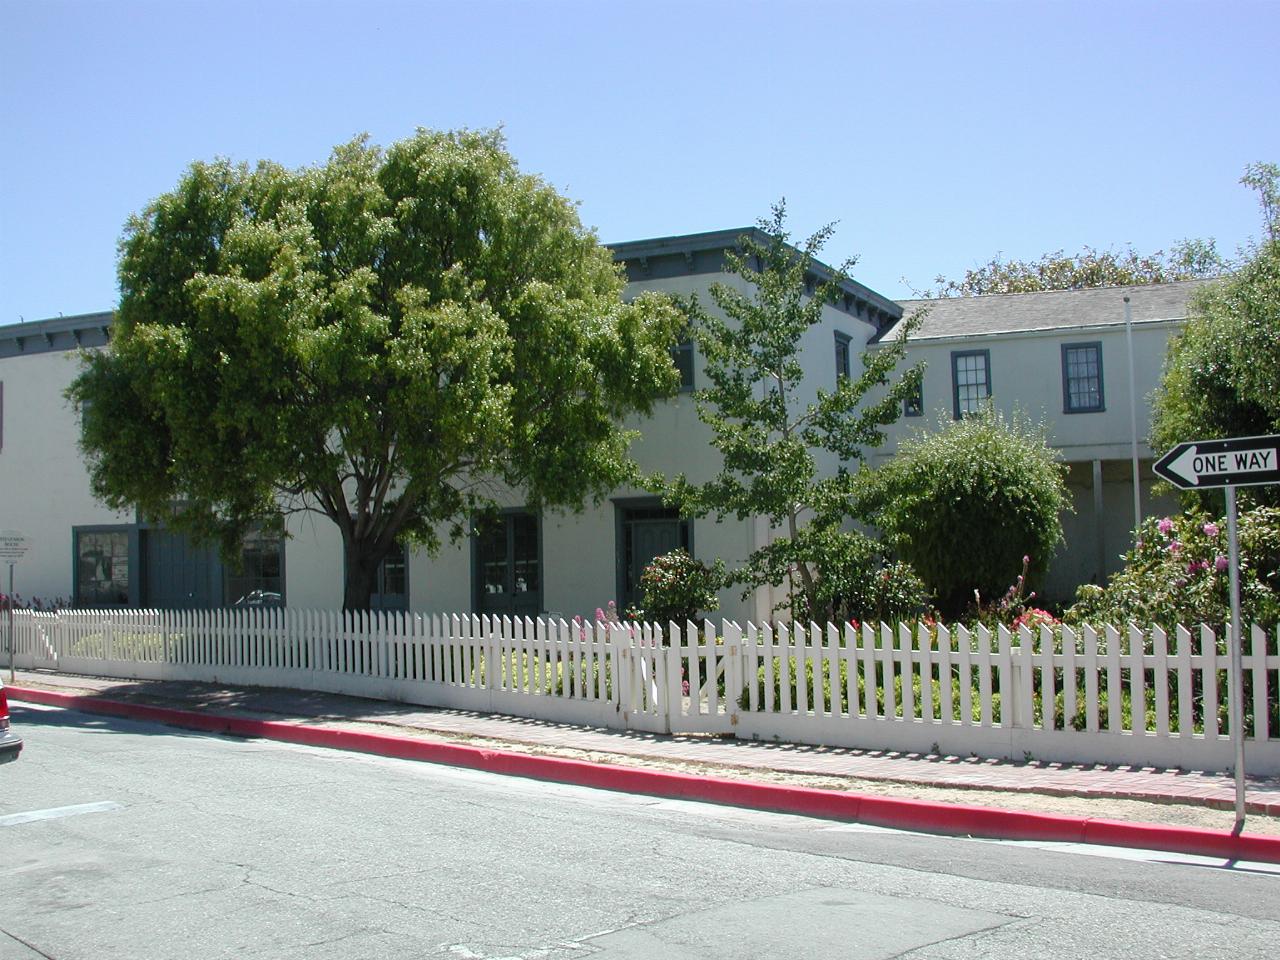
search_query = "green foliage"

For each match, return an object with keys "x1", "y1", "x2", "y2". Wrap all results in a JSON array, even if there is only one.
[
  {"x1": 918, "y1": 240, "x2": 1227, "y2": 297},
  {"x1": 67, "y1": 129, "x2": 684, "y2": 608},
  {"x1": 754, "y1": 526, "x2": 930, "y2": 625},
  {"x1": 664, "y1": 202, "x2": 922, "y2": 622},
  {"x1": 1066, "y1": 508, "x2": 1280, "y2": 631},
  {"x1": 1149, "y1": 239, "x2": 1280, "y2": 510},
  {"x1": 866, "y1": 407, "x2": 1070, "y2": 618},
  {"x1": 636, "y1": 548, "x2": 724, "y2": 627}
]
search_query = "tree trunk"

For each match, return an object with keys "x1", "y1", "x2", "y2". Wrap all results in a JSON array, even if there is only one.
[{"x1": 342, "y1": 539, "x2": 383, "y2": 611}]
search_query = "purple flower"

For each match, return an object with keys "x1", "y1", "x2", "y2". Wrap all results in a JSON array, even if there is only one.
[
  {"x1": 1215, "y1": 555, "x2": 1229, "y2": 572},
  {"x1": 1022, "y1": 555, "x2": 1030, "y2": 565},
  {"x1": 1167, "y1": 540, "x2": 1182, "y2": 553},
  {"x1": 1157, "y1": 517, "x2": 1174, "y2": 535},
  {"x1": 1203, "y1": 522, "x2": 1219, "y2": 538}
]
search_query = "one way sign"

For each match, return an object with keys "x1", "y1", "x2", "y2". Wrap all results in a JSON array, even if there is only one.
[{"x1": 1153, "y1": 434, "x2": 1280, "y2": 490}]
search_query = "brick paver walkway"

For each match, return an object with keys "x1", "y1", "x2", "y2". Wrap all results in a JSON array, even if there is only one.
[{"x1": 12, "y1": 669, "x2": 1280, "y2": 816}]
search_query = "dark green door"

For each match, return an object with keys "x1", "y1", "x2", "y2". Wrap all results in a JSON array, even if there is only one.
[{"x1": 143, "y1": 529, "x2": 219, "y2": 609}]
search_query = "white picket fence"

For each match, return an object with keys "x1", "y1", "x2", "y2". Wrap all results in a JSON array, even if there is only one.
[{"x1": 5, "y1": 608, "x2": 1279, "y2": 774}]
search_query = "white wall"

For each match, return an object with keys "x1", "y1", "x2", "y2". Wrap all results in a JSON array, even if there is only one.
[
  {"x1": 0, "y1": 348, "x2": 128, "y2": 603},
  {"x1": 873, "y1": 320, "x2": 1179, "y2": 462}
]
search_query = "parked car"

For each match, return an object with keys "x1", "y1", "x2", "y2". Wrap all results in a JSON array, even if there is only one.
[
  {"x1": 232, "y1": 590, "x2": 283, "y2": 608},
  {"x1": 0, "y1": 681, "x2": 22, "y2": 764}
]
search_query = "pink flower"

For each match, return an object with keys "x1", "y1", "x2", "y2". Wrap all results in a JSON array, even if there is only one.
[
  {"x1": 1022, "y1": 555, "x2": 1030, "y2": 565},
  {"x1": 1157, "y1": 518, "x2": 1174, "y2": 535},
  {"x1": 1167, "y1": 540, "x2": 1182, "y2": 553},
  {"x1": 681, "y1": 680, "x2": 690, "y2": 695},
  {"x1": 1215, "y1": 555, "x2": 1229, "y2": 572},
  {"x1": 1202, "y1": 522, "x2": 1219, "y2": 538}
]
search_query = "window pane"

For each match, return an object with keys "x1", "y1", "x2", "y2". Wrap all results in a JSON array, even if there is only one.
[
  {"x1": 512, "y1": 514, "x2": 538, "y2": 594},
  {"x1": 77, "y1": 531, "x2": 129, "y2": 607},
  {"x1": 672, "y1": 340, "x2": 694, "y2": 390},
  {"x1": 834, "y1": 333, "x2": 851, "y2": 381},
  {"x1": 226, "y1": 532, "x2": 284, "y2": 605},
  {"x1": 1064, "y1": 344, "x2": 1103, "y2": 412},
  {"x1": 953, "y1": 352, "x2": 989, "y2": 416},
  {"x1": 478, "y1": 523, "x2": 508, "y2": 595},
  {"x1": 379, "y1": 543, "x2": 406, "y2": 596}
]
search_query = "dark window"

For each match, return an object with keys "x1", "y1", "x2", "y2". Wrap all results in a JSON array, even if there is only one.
[
  {"x1": 616, "y1": 503, "x2": 691, "y2": 614},
  {"x1": 951, "y1": 350, "x2": 991, "y2": 418},
  {"x1": 225, "y1": 532, "x2": 284, "y2": 606},
  {"x1": 672, "y1": 339, "x2": 694, "y2": 391},
  {"x1": 371, "y1": 542, "x2": 407, "y2": 611},
  {"x1": 1062, "y1": 342, "x2": 1104, "y2": 413},
  {"x1": 474, "y1": 512, "x2": 541, "y2": 617},
  {"x1": 904, "y1": 379, "x2": 923, "y2": 417},
  {"x1": 834, "y1": 332, "x2": 851, "y2": 382},
  {"x1": 76, "y1": 530, "x2": 131, "y2": 607}
]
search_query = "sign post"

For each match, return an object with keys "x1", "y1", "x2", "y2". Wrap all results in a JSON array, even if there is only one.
[
  {"x1": 1153, "y1": 434, "x2": 1280, "y2": 833},
  {"x1": 0, "y1": 530, "x2": 32, "y2": 683}
]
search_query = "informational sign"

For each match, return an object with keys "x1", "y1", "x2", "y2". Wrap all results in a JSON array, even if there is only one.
[
  {"x1": 0, "y1": 530, "x2": 31, "y2": 562},
  {"x1": 1152, "y1": 434, "x2": 1280, "y2": 490}
]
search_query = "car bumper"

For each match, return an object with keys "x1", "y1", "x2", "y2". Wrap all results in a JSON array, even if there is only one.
[{"x1": 0, "y1": 730, "x2": 21, "y2": 764}]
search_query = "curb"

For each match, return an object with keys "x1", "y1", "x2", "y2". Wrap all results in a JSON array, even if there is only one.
[{"x1": 11, "y1": 685, "x2": 1280, "y2": 865}]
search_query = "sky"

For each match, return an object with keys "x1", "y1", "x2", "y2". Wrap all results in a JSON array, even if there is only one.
[{"x1": 2, "y1": 0, "x2": 1278, "y2": 324}]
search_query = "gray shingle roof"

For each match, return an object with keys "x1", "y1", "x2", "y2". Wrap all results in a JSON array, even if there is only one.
[{"x1": 876, "y1": 278, "x2": 1215, "y2": 343}]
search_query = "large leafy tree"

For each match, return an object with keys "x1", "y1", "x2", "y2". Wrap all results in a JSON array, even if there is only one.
[
  {"x1": 70, "y1": 129, "x2": 684, "y2": 609},
  {"x1": 665, "y1": 204, "x2": 922, "y2": 623},
  {"x1": 1150, "y1": 163, "x2": 1280, "y2": 509},
  {"x1": 917, "y1": 239, "x2": 1226, "y2": 298}
]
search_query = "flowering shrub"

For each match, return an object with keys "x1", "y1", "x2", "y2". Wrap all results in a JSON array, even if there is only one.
[
  {"x1": 1066, "y1": 507, "x2": 1280, "y2": 631},
  {"x1": 969, "y1": 555, "x2": 1061, "y2": 629},
  {"x1": 636, "y1": 549, "x2": 724, "y2": 628}
]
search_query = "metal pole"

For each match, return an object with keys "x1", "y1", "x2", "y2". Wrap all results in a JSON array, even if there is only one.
[
  {"x1": 7, "y1": 563, "x2": 13, "y2": 683},
  {"x1": 1124, "y1": 296, "x2": 1142, "y2": 535},
  {"x1": 1225, "y1": 485, "x2": 1246, "y2": 831}
]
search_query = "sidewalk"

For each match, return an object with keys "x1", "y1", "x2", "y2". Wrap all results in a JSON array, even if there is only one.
[{"x1": 10, "y1": 668, "x2": 1280, "y2": 834}]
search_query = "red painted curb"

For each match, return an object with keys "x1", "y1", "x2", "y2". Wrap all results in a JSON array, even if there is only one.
[{"x1": 11, "y1": 685, "x2": 1280, "y2": 865}]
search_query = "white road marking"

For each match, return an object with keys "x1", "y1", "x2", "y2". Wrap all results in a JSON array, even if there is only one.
[{"x1": 0, "y1": 800, "x2": 123, "y2": 828}]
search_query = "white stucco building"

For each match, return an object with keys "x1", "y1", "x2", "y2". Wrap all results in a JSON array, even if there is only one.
[{"x1": 0, "y1": 229, "x2": 1207, "y2": 616}]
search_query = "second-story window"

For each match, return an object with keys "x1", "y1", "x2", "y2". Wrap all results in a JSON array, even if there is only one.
[
  {"x1": 672, "y1": 339, "x2": 694, "y2": 391},
  {"x1": 951, "y1": 350, "x2": 991, "y2": 418},
  {"x1": 834, "y1": 331, "x2": 851, "y2": 383},
  {"x1": 1062, "y1": 342, "x2": 1104, "y2": 413}
]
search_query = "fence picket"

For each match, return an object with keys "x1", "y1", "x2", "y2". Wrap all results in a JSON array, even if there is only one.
[
  {"x1": 1153, "y1": 627, "x2": 1170, "y2": 738},
  {"x1": 1253, "y1": 625, "x2": 1269, "y2": 742},
  {"x1": 879, "y1": 623, "x2": 895, "y2": 720},
  {"x1": 1105, "y1": 625, "x2": 1122, "y2": 733}
]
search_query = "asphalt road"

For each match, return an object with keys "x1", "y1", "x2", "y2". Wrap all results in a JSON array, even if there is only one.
[{"x1": 1, "y1": 703, "x2": 1277, "y2": 960}]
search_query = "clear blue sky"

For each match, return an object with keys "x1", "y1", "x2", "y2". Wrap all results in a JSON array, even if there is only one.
[{"x1": 3, "y1": 0, "x2": 1277, "y2": 324}]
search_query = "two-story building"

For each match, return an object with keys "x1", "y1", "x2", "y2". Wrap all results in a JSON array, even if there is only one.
[{"x1": 0, "y1": 230, "x2": 1207, "y2": 618}]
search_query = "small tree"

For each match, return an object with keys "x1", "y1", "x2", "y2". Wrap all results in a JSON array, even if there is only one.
[
  {"x1": 664, "y1": 203, "x2": 922, "y2": 623},
  {"x1": 635, "y1": 549, "x2": 723, "y2": 628},
  {"x1": 867, "y1": 407, "x2": 1070, "y2": 618},
  {"x1": 68, "y1": 130, "x2": 685, "y2": 609}
]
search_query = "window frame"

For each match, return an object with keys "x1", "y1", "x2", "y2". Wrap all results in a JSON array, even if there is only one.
[
  {"x1": 951, "y1": 349, "x2": 992, "y2": 419},
  {"x1": 833, "y1": 331, "x2": 852, "y2": 383},
  {"x1": 470, "y1": 509, "x2": 542, "y2": 617},
  {"x1": 672, "y1": 338, "x2": 695, "y2": 392},
  {"x1": 73, "y1": 524, "x2": 139, "y2": 608},
  {"x1": 903, "y1": 378, "x2": 923, "y2": 417},
  {"x1": 1061, "y1": 341, "x2": 1105, "y2": 414},
  {"x1": 613, "y1": 497, "x2": 692, "y2": 616},
  {"x1": 225, "y1": 529, "x2": 287, "y2": 607}
]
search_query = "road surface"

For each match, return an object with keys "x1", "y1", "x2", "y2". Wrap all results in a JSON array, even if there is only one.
[{"x1": 1, "y1": 703, "x2": 1276, "y2": 959}]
